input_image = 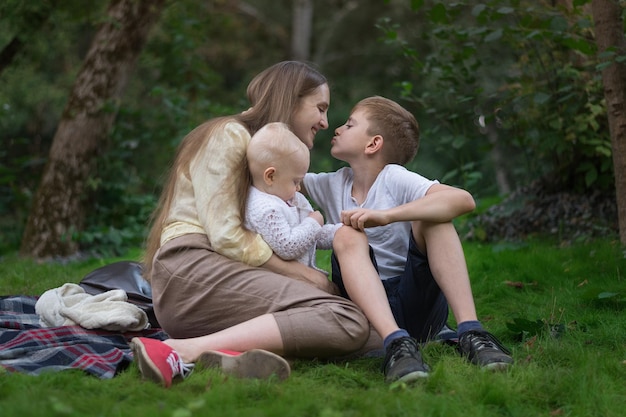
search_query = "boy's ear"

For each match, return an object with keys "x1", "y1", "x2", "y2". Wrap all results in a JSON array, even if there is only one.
[
  {"x1": 263, "y1": 167, "x2": 276, "y2": 186},
  {"x1": 365, "y1": 135, "x2": 383, "y2": 155}
]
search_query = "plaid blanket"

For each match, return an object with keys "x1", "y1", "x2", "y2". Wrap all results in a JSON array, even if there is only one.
[{"x1": 0, "y1": 295, "x2": 168, "y2": 379}]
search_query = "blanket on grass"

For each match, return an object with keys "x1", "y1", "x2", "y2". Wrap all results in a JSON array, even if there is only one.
[{"x1": 0, "y1": 295, "x2": 167, "y2": 379}]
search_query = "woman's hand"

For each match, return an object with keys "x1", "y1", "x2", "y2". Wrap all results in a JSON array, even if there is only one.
[
  {"x1": 293, "y1": 262, "x2": 340, "y2": 294},
  {"x1": 262, "y1": 254, "x2": 340, "y2": 295}
]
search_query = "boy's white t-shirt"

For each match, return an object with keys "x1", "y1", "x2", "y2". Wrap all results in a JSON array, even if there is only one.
[{"x1": 304, "y1": 164, "x2": 438, "y2": 280}]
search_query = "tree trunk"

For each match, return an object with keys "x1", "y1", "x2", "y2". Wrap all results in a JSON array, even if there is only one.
[
  {"x1": 291, "y1": 0, "x2": 313, "y2": 61},
  {"x1": 591, "y1": 0, "x2": 626, "y2": 245},
  {"x1": 19, "y1": 0, "x2": 165, "y2": 259},
  {"x1": 486, "y1": 124, "x2": 511, "y2": 195}
]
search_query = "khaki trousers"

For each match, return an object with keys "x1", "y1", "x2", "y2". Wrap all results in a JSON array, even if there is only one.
[{"x1": 151, "y1": 233, "x2": 369, "y2": 358}]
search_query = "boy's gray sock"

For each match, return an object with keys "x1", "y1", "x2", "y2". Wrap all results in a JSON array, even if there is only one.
[
  {"x1": 383, "y1": 329, "x2": 411, "y2": 351},
  {"x1": 457, "y1": 320, "x2": 483, "y2": 337}
]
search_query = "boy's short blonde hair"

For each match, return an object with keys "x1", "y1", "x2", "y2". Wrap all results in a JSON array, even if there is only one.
[
  {"x1": 353, "y1": 96, "x2": 419, "y2": 165},
  {"x1": 247, "y1": 122, "x2": 309, "y2": 175}
]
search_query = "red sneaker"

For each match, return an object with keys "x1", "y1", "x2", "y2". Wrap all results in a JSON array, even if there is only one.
[
  {"x1": 197, "y1": 349, "x2": 290, "y2": 381},
  {"x1": 130, "y1": 337, "x2": 193, "y2": 388}
]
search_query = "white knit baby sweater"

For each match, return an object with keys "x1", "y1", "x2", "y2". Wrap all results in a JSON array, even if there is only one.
[{"x1": 244, "y1": 187, "x2": 341, "y2": 274}]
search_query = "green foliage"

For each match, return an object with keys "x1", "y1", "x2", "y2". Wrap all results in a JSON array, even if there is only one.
[
  {"x1": 0, "y1": 0, "x2": 110, "y2": 255},
  {"x1": 0, "y1": 0, "x2": 275, "y2": 256},
  {"x1": 71, "y1": 0, "x2": 302, "y2": 256},
  {"x1": 0, "y1": 0, "x2": 619, "y2": 256},
  {"x1": 0, "y1": 0, "x2": 429, "y2": 255},
  {"x1": 0, "y1": 138, "x2": 35, "y2": 253},
  {"x1": 380, "y1": 0, "x2": 613, "y2": 195}
]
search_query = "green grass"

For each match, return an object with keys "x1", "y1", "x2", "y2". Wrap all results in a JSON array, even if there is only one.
[{"x1": 1, "y1": 239, "x2": 626, "y2": 417}]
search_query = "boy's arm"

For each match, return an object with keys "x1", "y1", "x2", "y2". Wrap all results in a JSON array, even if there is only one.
[{"x1": 341, "y1": 183, "x2": 476, "y2": 231}]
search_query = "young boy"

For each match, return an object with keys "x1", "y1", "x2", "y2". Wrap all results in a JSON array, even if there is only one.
[
  {"x1": 244, "y1": 122, "x2": 340, "y2": 276},
  {"x1": 303, "y1": 96, "x2": 513, "y2": 383}
]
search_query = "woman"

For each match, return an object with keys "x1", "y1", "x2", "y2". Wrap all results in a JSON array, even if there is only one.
[{"x1": 130, "y1": 61, "x2": 369, "y2": 388}]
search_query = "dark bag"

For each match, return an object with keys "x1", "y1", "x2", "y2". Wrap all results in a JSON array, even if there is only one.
[{"x1": 79, "y1": 261, "x2": 160, "y2": 328}]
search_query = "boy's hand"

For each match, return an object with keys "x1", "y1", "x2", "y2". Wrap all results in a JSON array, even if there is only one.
[
  {"x1": 341, "y1": 208, "x2": 389, "y2": 231},
  {"x1": 308, "y1": 210, "x2": 324, "y2": 226}
]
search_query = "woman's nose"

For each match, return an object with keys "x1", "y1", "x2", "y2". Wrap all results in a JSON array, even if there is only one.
[{"x1": 320, "y1": 114, "x2": 328, "y2": 129}]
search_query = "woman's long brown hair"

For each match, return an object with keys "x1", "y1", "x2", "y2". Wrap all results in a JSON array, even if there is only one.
[{"x1": 142, "y1": 61, "x2": 327, "y2": 280}]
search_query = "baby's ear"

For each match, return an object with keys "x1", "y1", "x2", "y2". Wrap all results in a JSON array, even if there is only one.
[{"x1": 263, "y1": 167, "x2": 276, "y2": 185}]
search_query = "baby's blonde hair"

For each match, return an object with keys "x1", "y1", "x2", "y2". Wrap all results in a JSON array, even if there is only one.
[{"x1": 247, "y1": 122, "x2": 310, "y2": 178}]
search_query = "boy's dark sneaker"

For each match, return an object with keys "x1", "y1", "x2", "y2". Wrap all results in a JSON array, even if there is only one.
[
  {"x1": 435, "y1": 324, "x2": 459, "y2": 345},
  {"x1": 383, "y1": 336, "x2": 430, "y2": 383},
  {"x1": 458, "y1": 329, "x2": 513, "y2": 370}
]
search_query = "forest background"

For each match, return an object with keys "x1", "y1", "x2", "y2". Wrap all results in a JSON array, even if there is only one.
[{"x1": 1, "y1": 0, "x2": 625, "y2": 260}]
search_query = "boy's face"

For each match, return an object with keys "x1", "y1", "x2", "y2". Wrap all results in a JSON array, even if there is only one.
[
  {"x1": 268, "y1": 153, "x2": 309, "y2": 203},
  {"x1": 330, "y1": 108, "x2": 372, "y2": 161}
]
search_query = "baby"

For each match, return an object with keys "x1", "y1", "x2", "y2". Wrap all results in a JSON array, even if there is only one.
[{"x1": 244, "y1": 122, "x2": 340, "y2": 274}]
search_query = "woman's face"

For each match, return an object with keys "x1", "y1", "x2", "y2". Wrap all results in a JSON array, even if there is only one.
[{"x1": 291, "y1": 83, "x2": 330, "y2": 149}]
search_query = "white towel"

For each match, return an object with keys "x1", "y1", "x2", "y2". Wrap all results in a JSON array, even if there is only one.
[{"x1": 35, "y1": 283, "x2": 149, "y2": 331}]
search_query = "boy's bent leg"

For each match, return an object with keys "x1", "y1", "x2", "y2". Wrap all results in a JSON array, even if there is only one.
[
  {"x1": 332, "y1": 227, "x2": 430, "y2": 382},
  {"x1": 331, "y1": 227, "x2": 402, "y2": 341},
  {"x1": 413, "y1": 221, "x2": 478, "y2": 325},
  {"x1": 414, "y1": 221, "x2": 513, "y2": 368},
  {"x1": 392, "y1": 234, "x2": 449, "y2": 342}
]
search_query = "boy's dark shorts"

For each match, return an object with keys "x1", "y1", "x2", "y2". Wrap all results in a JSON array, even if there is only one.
[{"x1": 331, "y1": 234, "x2": 449, "y2": 342}]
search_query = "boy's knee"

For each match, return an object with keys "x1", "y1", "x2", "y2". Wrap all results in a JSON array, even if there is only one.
[
  {"x1": 333, "y1": 226, "x2": 368, "y2": 254},
  {"x1": 412, "y1": 221, "x2": 458, "y2": 254}
]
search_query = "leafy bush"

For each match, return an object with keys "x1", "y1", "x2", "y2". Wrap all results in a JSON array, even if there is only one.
[{"x1": 379, "y1": 1, "x2": 612, "y2": 196}]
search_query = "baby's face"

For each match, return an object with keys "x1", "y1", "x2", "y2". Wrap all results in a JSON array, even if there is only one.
[{"x1": 270, "y1": 154, "x2": 309, "y2": 202}]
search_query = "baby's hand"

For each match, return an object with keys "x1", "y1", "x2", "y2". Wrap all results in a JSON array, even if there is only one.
[{"x1": 308, "y1": 210, "x2": 324, "y2": 226}]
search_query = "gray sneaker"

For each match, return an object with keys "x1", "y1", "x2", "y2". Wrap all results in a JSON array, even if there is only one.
[
  {"x1": 197, "y1": 349, "x2": 291, "y2": 381},
  {"x1": 458, "y1": 330, "x2": 513, "y2": 370},
  {"x1": 383, "y1": 336, "x2": 430, "y2": 383}
]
